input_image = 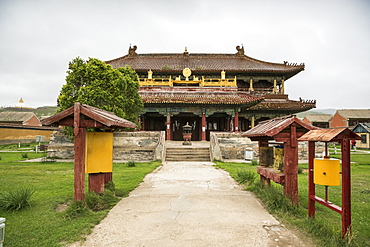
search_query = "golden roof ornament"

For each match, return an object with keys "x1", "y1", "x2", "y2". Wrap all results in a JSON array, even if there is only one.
[{"x1": 182, "y1": 68, "x2": 192, "y2": 81}]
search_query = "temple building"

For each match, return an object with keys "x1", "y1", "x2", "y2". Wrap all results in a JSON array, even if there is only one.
[{"x1": 106, "y1": 45, "x2": 316, "y2": 141}]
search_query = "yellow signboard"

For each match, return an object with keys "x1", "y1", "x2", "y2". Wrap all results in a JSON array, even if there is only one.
[
  {"x1": 314, "y1": 158, "x2": 340, "y2": 186},
  {"x1": 85, "y1": 132, "x2": 113, "y2": 173}
]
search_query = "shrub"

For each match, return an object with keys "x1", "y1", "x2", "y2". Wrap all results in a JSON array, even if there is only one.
[
  {"x1": 85, "y1": 190, "x2": 118, "y2": 212},
  {"x1": 236, "y1": 169, "x2": 257, "y2": 186},
  {"x1": 127, "y1": 161, "x2": 136, "y2": 167},
  {"x1": 0, "y1": 187, "x2": 34, "y2": 211},
  {"x1": 21, "y1": 153, "x2": 29, "y2": 159},
  {"x1": 250, "y1": 159, "x2": 259, "y2": 166},
  {"x1": 63, "y1": 200, "x2": 89, "y2": 220},
  {"x1": 105, "y1": 181, "x2": 116, "y2": 193}
]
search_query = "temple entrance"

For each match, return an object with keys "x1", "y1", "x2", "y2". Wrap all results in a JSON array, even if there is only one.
[
  {"x1": 238, "y1": 117, "x2": 250, "y2": 132},
  {"x1": 172, "y1": 113, "x2": 200, "y2": 141},
  {"x1": 207, "y1": 113, "x2": 230, "y2": 140},
  {"x1": 143, "y1": 112, "x2": 166, "y2": 131}
]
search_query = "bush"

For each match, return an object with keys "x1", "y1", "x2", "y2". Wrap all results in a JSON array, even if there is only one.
[
  {"x1": 105, "y1": 181, "x2": 116, "y2": 193},
  {"x1": 63, "y1": 200, "x2": 89, "y2": 220},
  {"x1": 21, "y1": 153, "x2": 29, "y2": 159},
  {"x1": 127, "y1": 161, "x2": 136, "y2": 167},
  {"x1": 236, "y1": 169, "x2": 257, "y2": 186},
  {"x1": 0, "y1": 187, "x2": 34, "y2": 211},
  {"x1": 250, "y1": 159, "x2": 259, "y2": 166},
  {"x1": 85, "y1": 190, "x2": 118, "y2": 212}
]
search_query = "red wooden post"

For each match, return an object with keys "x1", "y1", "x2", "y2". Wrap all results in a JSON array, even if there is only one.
[
  {"x1": 73, "y1": 103, "x2": 85, "y2": 201},
  {"x1": 308, "y1": 141, "x2": 316, "y2": 217},
  {"x1": 341, "y1": 137, "x2": 351, "y2": 237},
  {"x1": 234, "y1": 111, "x2": 239, "y2": 132},
  {"x1": 283, "y1": 124, "x2": 299, "y2": 205},
  {"x1": 166, "y1": 113, "x2": 171, "y2": 140},
  {"x1": 89, "y1": 173, "x2": 106, "y2": 193},
  {"x1": 201, "y1": 112, "x2": 206, "y2": 141},
  {"x1": 104, "y1": 172, "x2": 113, "y2": 184}
]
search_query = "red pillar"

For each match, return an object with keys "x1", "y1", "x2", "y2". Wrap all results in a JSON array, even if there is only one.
[
  {"x1": 104, "y1": 172, "x2": 113, "y2": 184},
  {"x1": 283, "y1": 124, "x2": 299, "y2": 205},
  {"x1": 166, "y1": 114, "x2": 171, "y2": 140},
  {"x1": 89, "y1": 173, "x2": 106, "y2": 193},
  {"x1": 73, "y1": 103, "x2": 85, "y2": 201},
  {"x1": 234, "y1": 111, "x2": 239, "y2": 132},
  {"x1": 308, "y1": 141, "x2": 316, "y2": 217},
  {"x1": 341, "y1": 137, "x2": 351, "y2": 237},
  {"x1": 201, "y1": 113, "x2": 206, "y2": 141}
]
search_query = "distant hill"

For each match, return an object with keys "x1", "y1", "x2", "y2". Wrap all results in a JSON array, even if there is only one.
[
  {"x1": 0, "y1": 106, "x2": 58, "y2": 118},
  {"x1": 296, "y1": 109, "x2": 337, "y2": 119}
]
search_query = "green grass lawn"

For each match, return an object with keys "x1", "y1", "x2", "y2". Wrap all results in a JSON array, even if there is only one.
[
  {"x1": 215, "y1": 152, "x2": 370, "y2": 247},
  {"x1": 0, "y1": 152, "x2": 160, "y2": 247}
]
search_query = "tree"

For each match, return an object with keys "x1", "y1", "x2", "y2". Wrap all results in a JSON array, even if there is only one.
[{"x1": 57, "y1": 57, "x2": 143, "y2": 125}]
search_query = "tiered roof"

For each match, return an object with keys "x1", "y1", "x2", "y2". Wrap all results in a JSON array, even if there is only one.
[{"x1": 106, "y1": 46, "x2": 305, "y2": 80}]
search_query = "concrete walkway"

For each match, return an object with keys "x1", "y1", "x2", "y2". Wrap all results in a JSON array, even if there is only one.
[{"x1": 68, "y1": 161, "x2": 309, "y2": 247}]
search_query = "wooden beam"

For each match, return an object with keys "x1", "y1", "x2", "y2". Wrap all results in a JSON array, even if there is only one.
[{"x1": 59, "y1": 118, "x2": 105, "y2": 128}]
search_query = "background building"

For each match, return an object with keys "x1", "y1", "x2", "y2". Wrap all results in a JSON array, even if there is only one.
[
  {"x1": 303, "y1": 114, "x2": 332, "y2": 128},
  {"x1": 329, "y1": 109, "x2": 370, "y2": 128}
]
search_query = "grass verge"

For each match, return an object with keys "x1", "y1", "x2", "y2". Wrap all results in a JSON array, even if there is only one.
[
  {"x1": 0, "y1": 153, "x2": 161, "y2": 247},
  {"x1": 214, "y1": 154, "x2": 370, "y2": 247}
]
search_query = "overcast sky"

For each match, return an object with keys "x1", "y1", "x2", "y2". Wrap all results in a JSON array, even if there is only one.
[{"x1": 0, "y1": 0, "x2": 369, "y2": 110}]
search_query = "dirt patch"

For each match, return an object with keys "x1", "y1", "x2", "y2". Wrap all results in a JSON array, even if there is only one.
[
  {"x1": 264, "y1": 223, "x2": 315, "y2": 247},
  {"x1": 55, "y1": 202, "x2": 70, "y2": 212}
]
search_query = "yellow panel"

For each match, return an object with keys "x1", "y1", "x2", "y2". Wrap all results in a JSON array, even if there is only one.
[
  {"x1": 85, "y1": 132, "x2": 113, "y2": 173},
  {"x1": 314, "y1": 158, "x2": 340, "y2": 186},
  {"x1": 273, "y1": 147, "x2": 284, "y2": 171}
]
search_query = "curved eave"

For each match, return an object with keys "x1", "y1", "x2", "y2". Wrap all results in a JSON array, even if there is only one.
[
  {"x1": 106, "y1": 53, "x2": 305, "y2": 80},
  {"x1": 247, "y1": 100, "x2": 316, "y2": 112},
  {"x1": 139, "y1": 93, "x2": 263, "y2": 106}
]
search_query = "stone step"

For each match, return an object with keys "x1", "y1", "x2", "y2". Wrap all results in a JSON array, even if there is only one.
[{"x1": 165, "y1": 147, "x2": 211, "y2": 161}]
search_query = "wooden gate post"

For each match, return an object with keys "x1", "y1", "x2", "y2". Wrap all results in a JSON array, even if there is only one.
[{"x1": 73, "y1": 103, "x2": 85, "y2": 201}]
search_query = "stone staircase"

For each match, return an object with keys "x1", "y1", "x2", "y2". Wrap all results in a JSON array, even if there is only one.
[{"x1": 165, "y1": 147, "x2": 211, "y2": 161}]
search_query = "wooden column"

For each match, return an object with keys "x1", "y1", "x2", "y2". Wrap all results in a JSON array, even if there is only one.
[
  {"x1": 73, "y1": 103, "x2": 85, "y2": 201},
  {"x1": 104, "y1": 172, "x2": 113, "y2": 184},
  {"x1": 341, "y1": 137, "x2": 351, "y2": 237},
  {"x1": 166, "y1": 113, "x2": 171, "y2": 140},
  {"x1": 201, "y1": 112, "x2": 206, "y2": 141},
  {"x1": 234, "y1": 111, "x2": 239, "y2": 132},
  {"x1": 281, "y1": 79, "x2": 285, "y2": 94},
  {"x1": 89, "y1": 173, "x2": 105, "y2": 193},
  {"x1": 308, "y1": 141, "x2": 316, "y2": 217},
  {"x1": 283, "y1": 124, "x2": 299, "y2": 205}
]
